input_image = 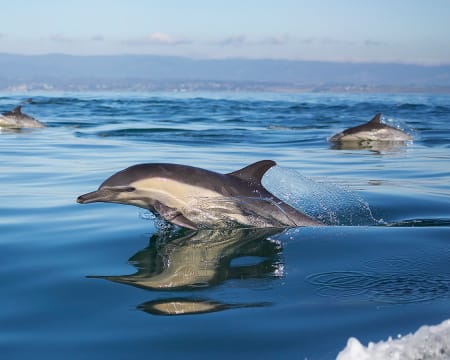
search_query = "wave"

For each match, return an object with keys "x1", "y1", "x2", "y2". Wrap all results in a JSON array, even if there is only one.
[
  {"x1": 4, "y1": 93, "x2": 450, "y2": 151},
  {"x1": 337, "y1": 318, "x2": 450, "y2": 360}
]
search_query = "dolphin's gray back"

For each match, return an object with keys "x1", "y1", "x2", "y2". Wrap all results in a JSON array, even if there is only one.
[{"x1": 102, "y1": 162, "x2": 234, "y2": 191}]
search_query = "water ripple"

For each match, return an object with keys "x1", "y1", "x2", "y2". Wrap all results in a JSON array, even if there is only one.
[
  {"x1": 387, "y1": 218, "x2": 450, "y2": 227},
  {"x1": 306, "y1": 270, "x2": 450, "y2": 304}
]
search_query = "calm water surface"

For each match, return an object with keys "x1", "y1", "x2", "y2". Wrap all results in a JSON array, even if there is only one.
[{"x1": 0, "y1": 92, "x2": 449, "y2": 359}]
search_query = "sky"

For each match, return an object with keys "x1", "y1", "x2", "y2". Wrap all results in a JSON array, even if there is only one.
[{"x1": 1, "y1": 0, "x2": 449, "y2": 64}]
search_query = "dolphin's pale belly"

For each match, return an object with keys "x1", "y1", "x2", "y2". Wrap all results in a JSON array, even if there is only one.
[
  {"x1": 337, "y1": 128, "x2": 411, "y2": 142},
  {"x1": 183, "y1": 196, "x2": 302, "y2": 229},
  {"x1": 132, "y1": 177, "x2": 302, "y2": 229},
  {"x1": 0, "y1": 115, "x2": 45, "y2": 129}
]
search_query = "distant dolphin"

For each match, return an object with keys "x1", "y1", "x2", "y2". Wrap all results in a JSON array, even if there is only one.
[
  {"x1": 77, "y1": 160, "x2": 322, "y2": 229},
  {"x1": 0, "y1": 99, "x2": 45, "y2": 129},
  {"x1": 330, "y1": 113, "x2": 412, "y2": 142}
]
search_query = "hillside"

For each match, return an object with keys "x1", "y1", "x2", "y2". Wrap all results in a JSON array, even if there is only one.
[{"x1": 1, "y1": 53, "x2": 449, "y2": 92}]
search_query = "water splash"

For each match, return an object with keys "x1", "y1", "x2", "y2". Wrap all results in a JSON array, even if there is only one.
[
  {"x1": 337, "y1": 319, "x2": 450, "y2": 360},
  {"x1": 263, "y1": 165, "x2": 378, "y2": 225}
]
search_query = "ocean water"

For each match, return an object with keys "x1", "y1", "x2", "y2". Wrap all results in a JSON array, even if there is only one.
[{"x1": 1, "y1": 92, "x2": 449, "y2": 359}]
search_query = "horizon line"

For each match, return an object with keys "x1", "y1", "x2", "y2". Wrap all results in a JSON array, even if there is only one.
[{"x1": 0, "y1": 52, "x2": 449, "y2": 67}]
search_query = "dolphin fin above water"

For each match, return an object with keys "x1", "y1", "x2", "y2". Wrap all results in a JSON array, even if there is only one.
[
  {"x1": 77, "y1": 160, "x2": 322, "y2": 229},
  {"x1": 369, "y1": 113, "x2": 382, "y2": 122},
  {"x1": 0, "y1": 100, "x2": 45, "y2": 129},
  {"x1": 227, "y1": 159, "x2": 276, "y2": 184},
  {"x1": 330, "y1": 113, "x2": 412, "y2": 143},
  {"x1": 11, "y1": 106, "x2": 23, "y2": 115}
]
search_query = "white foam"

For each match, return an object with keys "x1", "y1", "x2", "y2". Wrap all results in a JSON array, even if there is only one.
[{"x1": 336, "y1": 318, "x2": 450, "y2": 360}]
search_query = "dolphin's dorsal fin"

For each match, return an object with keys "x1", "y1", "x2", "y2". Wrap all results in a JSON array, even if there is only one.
[
  {"x1": 368, "y1": 113, "x2": 382, "y2": 124},
  {"x1": 12, "y1": 106, "x2": 23, "y2": 115},
  {"x1": 228, "y1": 160, "x2": 276, "y2": 184}
]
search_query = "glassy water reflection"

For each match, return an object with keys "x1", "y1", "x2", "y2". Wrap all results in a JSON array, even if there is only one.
[{"x1": 89, "y1": 228, "x2": 284, "y2": 315}]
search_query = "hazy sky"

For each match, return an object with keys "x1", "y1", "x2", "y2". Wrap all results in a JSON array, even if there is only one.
[{"x1": 1, "y1": 0, "x2": 449, "y2": 64}]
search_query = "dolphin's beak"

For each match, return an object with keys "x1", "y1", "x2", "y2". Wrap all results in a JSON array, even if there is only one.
[
  {"x1": 77, "y1": 186, "x2": 136, "y2": 204},
  {"x1": 77, "y1": 190, "x2": 108, "y2": 204}
]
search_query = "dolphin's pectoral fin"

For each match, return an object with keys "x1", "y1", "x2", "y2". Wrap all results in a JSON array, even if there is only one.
[
  {"x1": 170, "y1": 214, "x2": 198, "y2": 230},
  {"x1": 153, "y1": 201, "x2": 198, "y2": 230},
  {"x1": 228, "y1": 160, "x2": 276, "y2": 184}
]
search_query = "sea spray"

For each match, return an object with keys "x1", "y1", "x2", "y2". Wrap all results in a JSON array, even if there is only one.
[{"x1": 263, "y1": 165, "x2": 378, "y2": 226}]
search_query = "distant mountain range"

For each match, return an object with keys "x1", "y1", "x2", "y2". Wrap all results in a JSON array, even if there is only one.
[{"x1": 1, "y1": 53, "x2": 449, "y2": 92}]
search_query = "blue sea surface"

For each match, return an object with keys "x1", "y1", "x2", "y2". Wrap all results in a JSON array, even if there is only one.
[{"x1": 0, "y1": 92, "x2": 449, "y2": 359}]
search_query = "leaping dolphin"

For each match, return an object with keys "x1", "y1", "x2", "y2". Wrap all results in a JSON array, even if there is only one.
[
  {"x1": 77, "y1": 160, "x2": 321, "y2": 229},
  {"x1": 0, "y1": 99, "x2": 45, "y2": 129},
  {"x1": 329, "y1": 113, "x2": 412, "y2": 143}
]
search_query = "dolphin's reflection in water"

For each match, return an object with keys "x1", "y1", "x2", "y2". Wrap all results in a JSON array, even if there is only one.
[
  {"x1": 138, "y1": 298, "x2": 270, "y2": 316},
  {"x1": 89, "y1": 227, "x2": 284, "y2": 315}
]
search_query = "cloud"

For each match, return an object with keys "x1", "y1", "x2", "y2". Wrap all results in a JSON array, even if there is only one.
[
  {"x1": 260, "y1": 34, "x2": 290, "y2": 45},
  {"x1": 215, "y1": 35, "x2": 248, "y2": 46},
  {"x1": 291, "y1": 37, "x2": 356, "y2": 47},
  {"x1": 319, "y1": 37, "x2": 354, "y2": 46},
  {"x1": 214, "y1": 34, "x2": 289, "y2": 46},
  {"x1": 124, "y1": 32, "x2": 191, "y2": 46},
  {"x1": 146, "y1": 32, "x2": 188, "y2": 45},
  {"x1": 297, "y1": 37, "x2": 315, "y2": 44},
  {"x1": 90, "y1": 35, "x2": 105, "y2": 42},
  {"x1": 364, "y1": 39, "x2": 385, "y2": 47},
  {"x1": 49, "y1": 34, "x2": 75, "y2": 43}
]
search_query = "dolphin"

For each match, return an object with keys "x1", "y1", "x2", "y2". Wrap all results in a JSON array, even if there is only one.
[
  {"x1": 77, "y1": 160, "x2": 321, "y2": 229},
  {"x1": 329, "y1": 113, "x2": 412, "y2": 142},
  {"x1": 0, "y1": 99, "x2": 45, "y2": 129}
]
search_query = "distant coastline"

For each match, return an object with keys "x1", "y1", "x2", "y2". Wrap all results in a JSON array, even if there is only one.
[
  {"x1": 3, "y1": 79, "x2": 450, "y2": 94},
  {"x1": 1, "y1": 53, "x2": 449, "y2": 93}
]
